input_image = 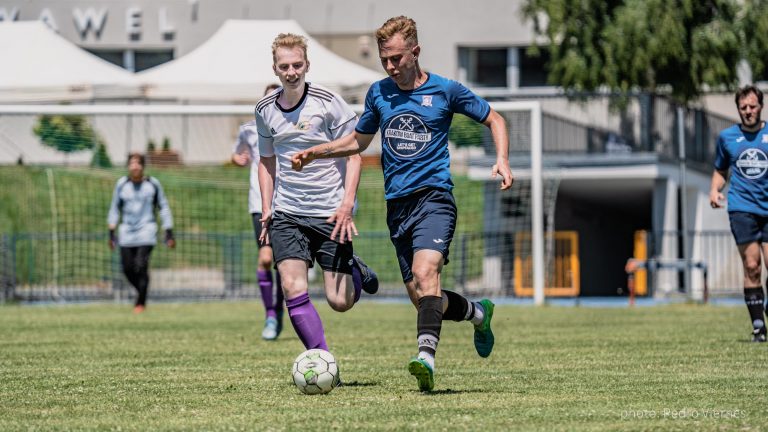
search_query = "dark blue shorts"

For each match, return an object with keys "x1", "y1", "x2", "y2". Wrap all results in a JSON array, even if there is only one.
[
  {"x1": 269, "y1": 211, "x2": 354, "y2": 274},
  {"x1": 729, "y1": 211, "x2": 768, "y2": 245},
  {"x1": 386, "y1": 188, "x2": 457, "y2": 282}
]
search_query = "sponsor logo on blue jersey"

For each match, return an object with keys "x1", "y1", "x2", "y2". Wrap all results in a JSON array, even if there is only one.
[
  {"x1": 736, "y1": 148, "x2": 768, "y2": 179},
  {"x1": 384, "y1": 114, "x2": 433, "y2": 158}
]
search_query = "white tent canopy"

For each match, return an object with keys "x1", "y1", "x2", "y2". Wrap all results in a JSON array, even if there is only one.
[
  {"x1": 0, "y1": 22, "x2": 140, "y2": 102},
  {"x1": 138, "y1": 20, "x2": 383, "y2": 102}
]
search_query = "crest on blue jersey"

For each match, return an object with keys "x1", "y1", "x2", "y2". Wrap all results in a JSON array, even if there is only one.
[
  {"x1": 421, "y1": 95, "x2": 432, "y2": 107},
  {"x1": 383, "y1": 114, "x2": 432, "y2": 158},
  {"x1": 736, "y1": 148, "x2": 768, "y2": 179}
]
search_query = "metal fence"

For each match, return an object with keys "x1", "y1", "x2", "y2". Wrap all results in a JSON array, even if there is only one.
[
  {"x1": 1, "y1": 230, "x2": 542, "y2": 303},
  {"x1": 0, "y1": 229, "x2": 749, "y2": 303},
  {"x1": 646, "y1": 230, "x2": 744, "y2": 297}
]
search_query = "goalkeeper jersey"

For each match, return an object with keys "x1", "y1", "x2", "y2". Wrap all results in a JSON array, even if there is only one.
[{"x1": 107, "y1": 176, "x2": 173, "y2": 247}]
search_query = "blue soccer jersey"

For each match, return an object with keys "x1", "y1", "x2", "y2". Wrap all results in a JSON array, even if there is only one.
[
  {"x1": 356, "y1": 73, "x2": 490, "y2": 200},
  {"x1": 714, "y1": 122, "x2": 768, "y2": 216}
]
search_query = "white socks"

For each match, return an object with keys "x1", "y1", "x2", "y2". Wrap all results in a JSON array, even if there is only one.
[
  {"x1": 417, "y1": 351, "x2": 435, "y2": 370},
  {"x1": 470, "y1": 301, "x2": 484, "y2": 326}
]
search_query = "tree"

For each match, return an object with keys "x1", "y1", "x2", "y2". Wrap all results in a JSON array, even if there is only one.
[
  {"x1": 90, "y1": 142, "x2": 112, "y2": 168},
  {"x1": 449, "y1": 114, "x2": 486, "y2": 148},
  {"x1": 33, "y1": 114, "x2": 102, "y2": 154},
  {"x1": 522, "y1": 0, "x2": 750, "y2": 105}
]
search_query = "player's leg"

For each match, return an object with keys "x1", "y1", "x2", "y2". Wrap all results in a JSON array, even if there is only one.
[
  {"x1": 253, "y1": 212, "x2": 282, "y2": 339},
  {"x1": 133, "y1": 245, "x2": 153, "y2": 312},
  {"x1": 387, "y1": 189, "x2": 445, "y2": 391},
  {"x1": 119, "y1": 246, "x2": 140, "y2": 292},
  {"x1": 271, "y1": 212, "x2": 328, "y2": 350},
  {"x1": 409, "y1": 188, "x2": 495, "y2": 357},
  {"x1": 120, "y1": 246, "x2": 146, "y2": 312},
  {"x1": 352, "y1": 254, "x2": 379, "y2": 295},
  {"x1": 406, "y1": 249, "x2": 444, "y2": 392},
  {"x1": 309, "y1": 215, "x2": 375, "y2": 305},
  {"x1": 730, "y1": 212, "x2": 765, "y2": 342},
  {"x1": 759, "y1": 217, "x2": 768, "y2": 341},
  {"x1": 258, "y1": 245, "x2": 282, "y2": 340}
]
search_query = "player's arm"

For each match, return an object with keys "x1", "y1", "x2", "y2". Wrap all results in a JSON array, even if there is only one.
[
  {"x1": 258, "y1": 155, "x2": 276, "y2": 242},
  {"x1": 709, "y1": 169, "x2": 728, "y2": 208},
  {"x1": 231, "y1": 134, "x2": 250, "y2": 167},
  {"x1": 292, "y1": 132, "x2": 375, "y2": 171},
  {"x1": 483, "y1": 108, "x2": 514, "y2": 190},
  {"x1": 329, "y1": 153, "x2": 362, "y2": 243},
  {"x1": 153, "y1": 180, "x2": 176, "y2": 248},
  {"x1": 107, "y1": 181, "x2": 121, "y2": 250},
  {"x1": 710, "y1": 134, "x2": 728, "y2": 209}
]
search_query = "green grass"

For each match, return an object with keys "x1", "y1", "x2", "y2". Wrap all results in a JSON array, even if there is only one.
[{"x1": 1, "y1": 302, "x2": 767, "y2": 431}]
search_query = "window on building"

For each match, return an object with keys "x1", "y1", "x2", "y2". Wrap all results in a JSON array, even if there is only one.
[
  {"x1": 83, "y1": 49, "x2": 173, "y2": 72},
  {"x1": 459, "y1": 47, "x2": 508, "y2": 88},
  {"x1": 518, "y1": 47, "x2": 550, "y2": 87},
  {"x1": 134, "y1": 50, "x2": 174, "y2": 72},
  {"x1": 86, "y1": 49, "x2": 124, "y2": 68}
]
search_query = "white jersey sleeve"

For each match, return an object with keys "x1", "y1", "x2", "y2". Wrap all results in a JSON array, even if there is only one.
[
  {"x1": 325, "y1": 94, "x2": 358, "y2": 140},
  {"x1": 255, "y1": 102, "x2": 276, "y2": 158},
  {"x1": 235, "y1": 121, "x2": 263, "y2": 214}
]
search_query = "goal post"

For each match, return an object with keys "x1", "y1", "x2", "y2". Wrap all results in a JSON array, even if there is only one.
[{"x1": 0, "y1": 102, "x2": 547, "y2": 304}]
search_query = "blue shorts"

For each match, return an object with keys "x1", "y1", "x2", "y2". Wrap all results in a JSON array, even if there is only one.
[
  {"x1": 729, "y1": 211, "x2": 768, "y2": 245},
  {"x1": 386, "y1": 188, "x2": 457, "y2": 282}
]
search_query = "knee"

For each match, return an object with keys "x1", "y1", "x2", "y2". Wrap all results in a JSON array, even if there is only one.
[
  {"x1": 280, "y1": 276, "x2": 307, "y2": 298},
  {"x1": 257, "y1": 252, "x2": 273, "y2": 270},
  {"x1": 744, "y1": 260, "x2": 762, "y2": 278},
  {"x1": 411, "y1": 265, "x2": 439, "y2": 292},
  {"x1": 327, "y1": 297, "x2": 352, "y2": 312}
]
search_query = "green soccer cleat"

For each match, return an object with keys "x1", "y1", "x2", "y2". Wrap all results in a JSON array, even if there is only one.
[
  {"x1": 473, "y1": 299, "x2": 495, "y2": 358},
  {"x1": 407, "y1": 357, "x2": 434, "y2": 392}
]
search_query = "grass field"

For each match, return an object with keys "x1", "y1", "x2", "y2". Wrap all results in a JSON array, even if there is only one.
[{"x1": 2, "y1": 301, "x2": 768, "y2": 431}]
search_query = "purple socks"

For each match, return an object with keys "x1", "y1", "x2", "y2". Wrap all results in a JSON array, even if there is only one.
[
  {"x1": 351, "y1": 265, "x2": 362, "y2": 303},
  {"x1": 258, "y1": 270, "x2": 284, "y2": 319},
  {"x1": 286, "y1": 292, "x2": 328, "y2": 350}
]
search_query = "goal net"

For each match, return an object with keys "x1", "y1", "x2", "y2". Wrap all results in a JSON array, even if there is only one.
[{"x1": 0, "y1": 102, "x2": 558, "y2": 303}]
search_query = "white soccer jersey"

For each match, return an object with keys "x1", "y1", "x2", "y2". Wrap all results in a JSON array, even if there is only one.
[
  {"x1": 232, "y1": 120, "x2": 263, "y2": 214},
  {"x1": 255, "y1": 83, "x2": 357, "y2": 217}
]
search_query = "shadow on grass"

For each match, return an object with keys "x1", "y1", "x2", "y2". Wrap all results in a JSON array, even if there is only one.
[
  {"x1": 417, "y1": 388, "x2": 482, "y2": 395},
  {"x1": 339, "y1": 380, "x2": 378, "y2": 387}
]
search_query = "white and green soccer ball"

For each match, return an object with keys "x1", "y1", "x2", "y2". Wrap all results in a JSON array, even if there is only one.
[{"x1": 292, "y1": 349, "x2": 340, "y2": 395}]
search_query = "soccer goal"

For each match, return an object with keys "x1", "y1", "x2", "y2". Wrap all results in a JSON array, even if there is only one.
[{"x1": 0, "y1": 102, "x2": 550, "y2": 304}]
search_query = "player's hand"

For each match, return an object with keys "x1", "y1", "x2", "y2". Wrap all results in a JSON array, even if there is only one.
[
  {"x1": 492, "y1": 158, "x2": 514, "y2": 190},
  {"x1": 166, "y1": 238, "x2": 176, "y2": 249},
  {"x1": 108, "y1": 229, "x2": 116, "y2": 250},
  {"x1": 108, "y1": 239, "x2": 115, "y2": 251},
  {"x1": 259, "y1": 211, "x2": 272, "y2": 244},
  {"x1": 709, "y1": 190, "x2": 724, "y2": 209},
  {"x1": 232, "y1": 151, "x2": 250, "y2": 166},
  {"x1": 327, "y1": 204, "x2": 358, "y2": 243},
  {"x1": 291, "y1": 150, "x2": 315, "y2": 171}
]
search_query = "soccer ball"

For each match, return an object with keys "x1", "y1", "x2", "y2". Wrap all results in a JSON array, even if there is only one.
[{"x1": 292, "y1": 349, "x2": 340, "y2": 395}]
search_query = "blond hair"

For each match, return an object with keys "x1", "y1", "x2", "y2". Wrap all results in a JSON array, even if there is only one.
[
  {"x1": 376, "y1": 16, "x2": 418, "y2": 47},
  {"x1": 271, "y1": 33, "x2": 308, "y2": 63}
]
